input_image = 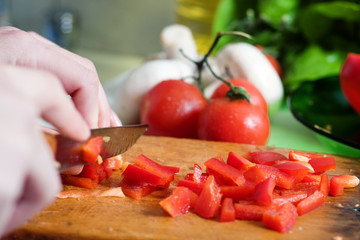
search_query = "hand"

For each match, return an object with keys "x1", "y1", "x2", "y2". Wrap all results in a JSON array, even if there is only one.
[
  {"x1": 0, "y1": 26, "x2": 121, "y2": 128},
  {"x1": 0, "y1": 63, "x2": 97, "y2": 236}
]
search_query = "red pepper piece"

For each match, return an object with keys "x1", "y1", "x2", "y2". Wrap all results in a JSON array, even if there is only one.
[
  {"x1": 82, "y1": 136, "x2": 103, "y2": 163},
  {"x1": 177, "y1": 179, "x2": 204, "y2": 195},
  {"x1": 273, "y1": 162, "x2": 311, "y2": 183},
  {"x1": 319, "y1": 173, "x2": 329, "y2": 196},
  {"x1": 273, "y1": 190, "x2": 308, "y2": 206},
  {"x1": 61, "y1": 175, "x2": 98, "y2": 189},
  {"x1": 226, "y1": 152, "x2": 255, "y2": 170},
  {"x1": 219, "y1": 198, "x2": 236, "y2": 222},
  {"x1": 122, "y1": 164, "x2": 170, "y2": 187},
  {"x1": 252, "y1": 177, "x2": 276, "y2": 206},
  {"x1": 329, "y1": 176, "x2": 345, "y2": 196},
  {"x1": 119, "y1": 178, "x2": 157, "y2": 200},
  {"x1": 234, "y1": 201, "x2": 270, "y2": 221},
  {"x1": 301, "y1": 174, "x2": 321, "y2": 183},
  {"x1": 262, "y1": 201, "x2": 298, "y2": 233},
  {"x1": 220, "y1": 183, "x2": 255, "y2": 202},
  {"x1": 204, "y1": 157, "x2": 246, "y2": 186},
  {"x1": 248, "y1": 151, "x2": 287, "y2": 165},
  {"x1": 244, "y1": 165, "x2": 296, "y2": 190},
  {"x1": 134, "y1": 154, "x2": 177, "y2": 183},
  {"x1": 297, "y1": 190, "x2": 325, "y2": 216},
  {"x1": 103, "y1": 156, "x2": 122, "y2": 170},
  {"x1": 193, "y1": 163, "x2": 203, "y2": 183},
  {"x1": 194, "y1": 175, "x2": 222, "y2": 219},
  {"x1": 77, "y1": 162, "x2": 106, "y2": 184},
  {"x1": 160, "y1": 187, "x2": 191, "y2": 217},
  {"x1": 184, "y1": 173, "x2": 209, "y2": 184},
  {"x1": 288, "y1": 150, "x2": 322, "y2": 162},
  {"x1": 309, "y1": 156, "x2": 336, "y2": 173}
]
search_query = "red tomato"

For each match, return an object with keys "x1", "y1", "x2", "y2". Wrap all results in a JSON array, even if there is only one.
[
  {"x1": 141, "y1": 80, "x2": 207, "y2": 138},
  {"x1": 211, "y1": 79, "x2": 268, "y2": 113},
  {"x1": 340, "y1": 53, "x2": 360, "y2": 115},
  {"x1": 197, "y1": 98, "x2": 270, "y2": 145}
]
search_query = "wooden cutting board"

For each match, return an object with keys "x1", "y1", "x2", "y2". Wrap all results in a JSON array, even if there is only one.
[{"x1": 4, "y1": 136, "x2": 360, "y2": 240}]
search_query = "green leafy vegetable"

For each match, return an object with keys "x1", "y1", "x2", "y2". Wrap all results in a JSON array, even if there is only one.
[{"x1": 212, "y1": 0, "x2": 360, "y2": 93}]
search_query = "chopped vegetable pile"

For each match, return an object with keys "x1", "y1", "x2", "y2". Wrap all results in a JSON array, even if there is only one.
[{"x1": 117, "y1": 151, "x2": 359, "y2": 233}]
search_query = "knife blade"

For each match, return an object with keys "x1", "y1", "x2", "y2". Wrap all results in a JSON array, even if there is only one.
[{"x1": 45, "y1": 124, "x2": 148, "y2": 173}]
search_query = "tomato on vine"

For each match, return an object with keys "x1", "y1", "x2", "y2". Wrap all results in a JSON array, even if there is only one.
[{"x1": 140, "y1": 80, "x2": 207, "y2": 138}]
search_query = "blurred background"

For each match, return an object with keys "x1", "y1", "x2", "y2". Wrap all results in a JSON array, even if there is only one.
[
  {"x1": 6, "y1": 0, "x2": 178, "y2": 82},
  {"x1": 3, "y1": 0, "x2": 360, "y2": 156}
]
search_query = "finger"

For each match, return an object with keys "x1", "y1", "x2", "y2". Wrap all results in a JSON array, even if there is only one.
[
  {"x1": 2, "y1": 64, "x2": 90, "y2": 141},
  {"x1": 4, "y1": 131, "x2": 61, "y2": 234},
  {"x1": 97, "y1": 85, "x2": 111, "y2": 128},
  {"x1": 0, "y1": 28, "x2": 100, "y2": 128},
  {"x1": 110, "y1": 109, "x2": 122, "y2": 127}
]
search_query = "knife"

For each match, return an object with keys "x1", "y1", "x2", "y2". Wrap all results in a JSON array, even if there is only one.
[{"x1": 44, "y1": 124, "x2": 148, "y2": 173}]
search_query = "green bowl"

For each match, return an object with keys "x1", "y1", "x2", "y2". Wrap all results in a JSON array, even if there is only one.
[{"x1": 288, "y1": 76, "x2": 360, "y2": 158}]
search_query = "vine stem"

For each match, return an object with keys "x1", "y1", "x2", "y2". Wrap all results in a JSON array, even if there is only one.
[{"x1": 181, "y1": 31, "x2": 253, "y2": 102}]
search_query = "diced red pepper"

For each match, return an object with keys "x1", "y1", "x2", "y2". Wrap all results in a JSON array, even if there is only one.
[
  {"x1": 220, "y1": 183, "x2": 255, "y2": 202},
  {"x1": 77, "y1": 163, "x2": 106, "y2": 184},
  {"x1": 193, "y1": 163, "x2": 203, "y2": 183},
  {"x1": 262, "y1": 201, "x2": 298, "y2": 233},
  {"x1": 297, "y1": 190, "x2": 325, "y2": 216},
  {"x1": 82, "y1": 136, "x2": 103, "y2": 163},
  {"x1": 122, "y1": 164, "x2": 169, "y2": 187},
  {"x1": 119, "y1": 178, "x2": 157, "y2": 200},
  {"x1": 309, "y1": 157, "x2": 336, "y2": 173},
  {"x1": 329, "y1": 176, "x2": 344, "y2": 196},
  {"x1": 134, "y1": 154, "x2": 176, "y2": 183},
  {"x1": 226, "y1": 152, "x2": 255, "y2": 170},
  {"x1": 177, "y1": 179, "x2": 204, "y2": 195},
  {"x1": 204, "y1": 157, "x2": 246, "y2": 186},
  {"x1": 244, "y1": 165, "x2": 296, "y2": 190},
  {"x1": 61, "y1": 175, "x2": 98, "y2": 189},
  {"x1": 301, "y1": 174, "x2": 321, "y2": 183},
  {"x1": 219, "y1": 198, "x2": 236, "y2": 222},
  {"x1": 103, "y1": 156, "x2": 122, "y2": 170},
  {"x1": 292, "y1": 182, "x2": 320, "y2": 196},
  {"x1": 194, "y1": 175, "x2": 222, "y2": 219},
  {"x1": 184, "y1": 173, "x2": 209, "y2": 184},
  {"x1": 288, "y1": 150, "x2": 322, "y2": 162},
  {"x1": 319, "y1": 173, "x2": 329, "y2": 196},
  {"x1": 160, "y1": 187, "x2": 191, "y2": 217},
  {"x1": 252, "y1": 177, "x2": 276, "y2": 206},
  {"x1": 248, "y1": 151, "x2": 287, "y2": 165},
  {"x1": 273, "y1": 162, "x2": 311, "y2": 183},
  {"x1": 234, "y1": 201, "x2": 270, "y2": 221},
  {"x1": 273, "y1": 190, "x2": 308, "y2": 206}
]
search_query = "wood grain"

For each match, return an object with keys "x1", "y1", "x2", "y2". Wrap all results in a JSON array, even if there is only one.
[{"x1": 3, "y1": 136, "x2": 360, "y2": 240}]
